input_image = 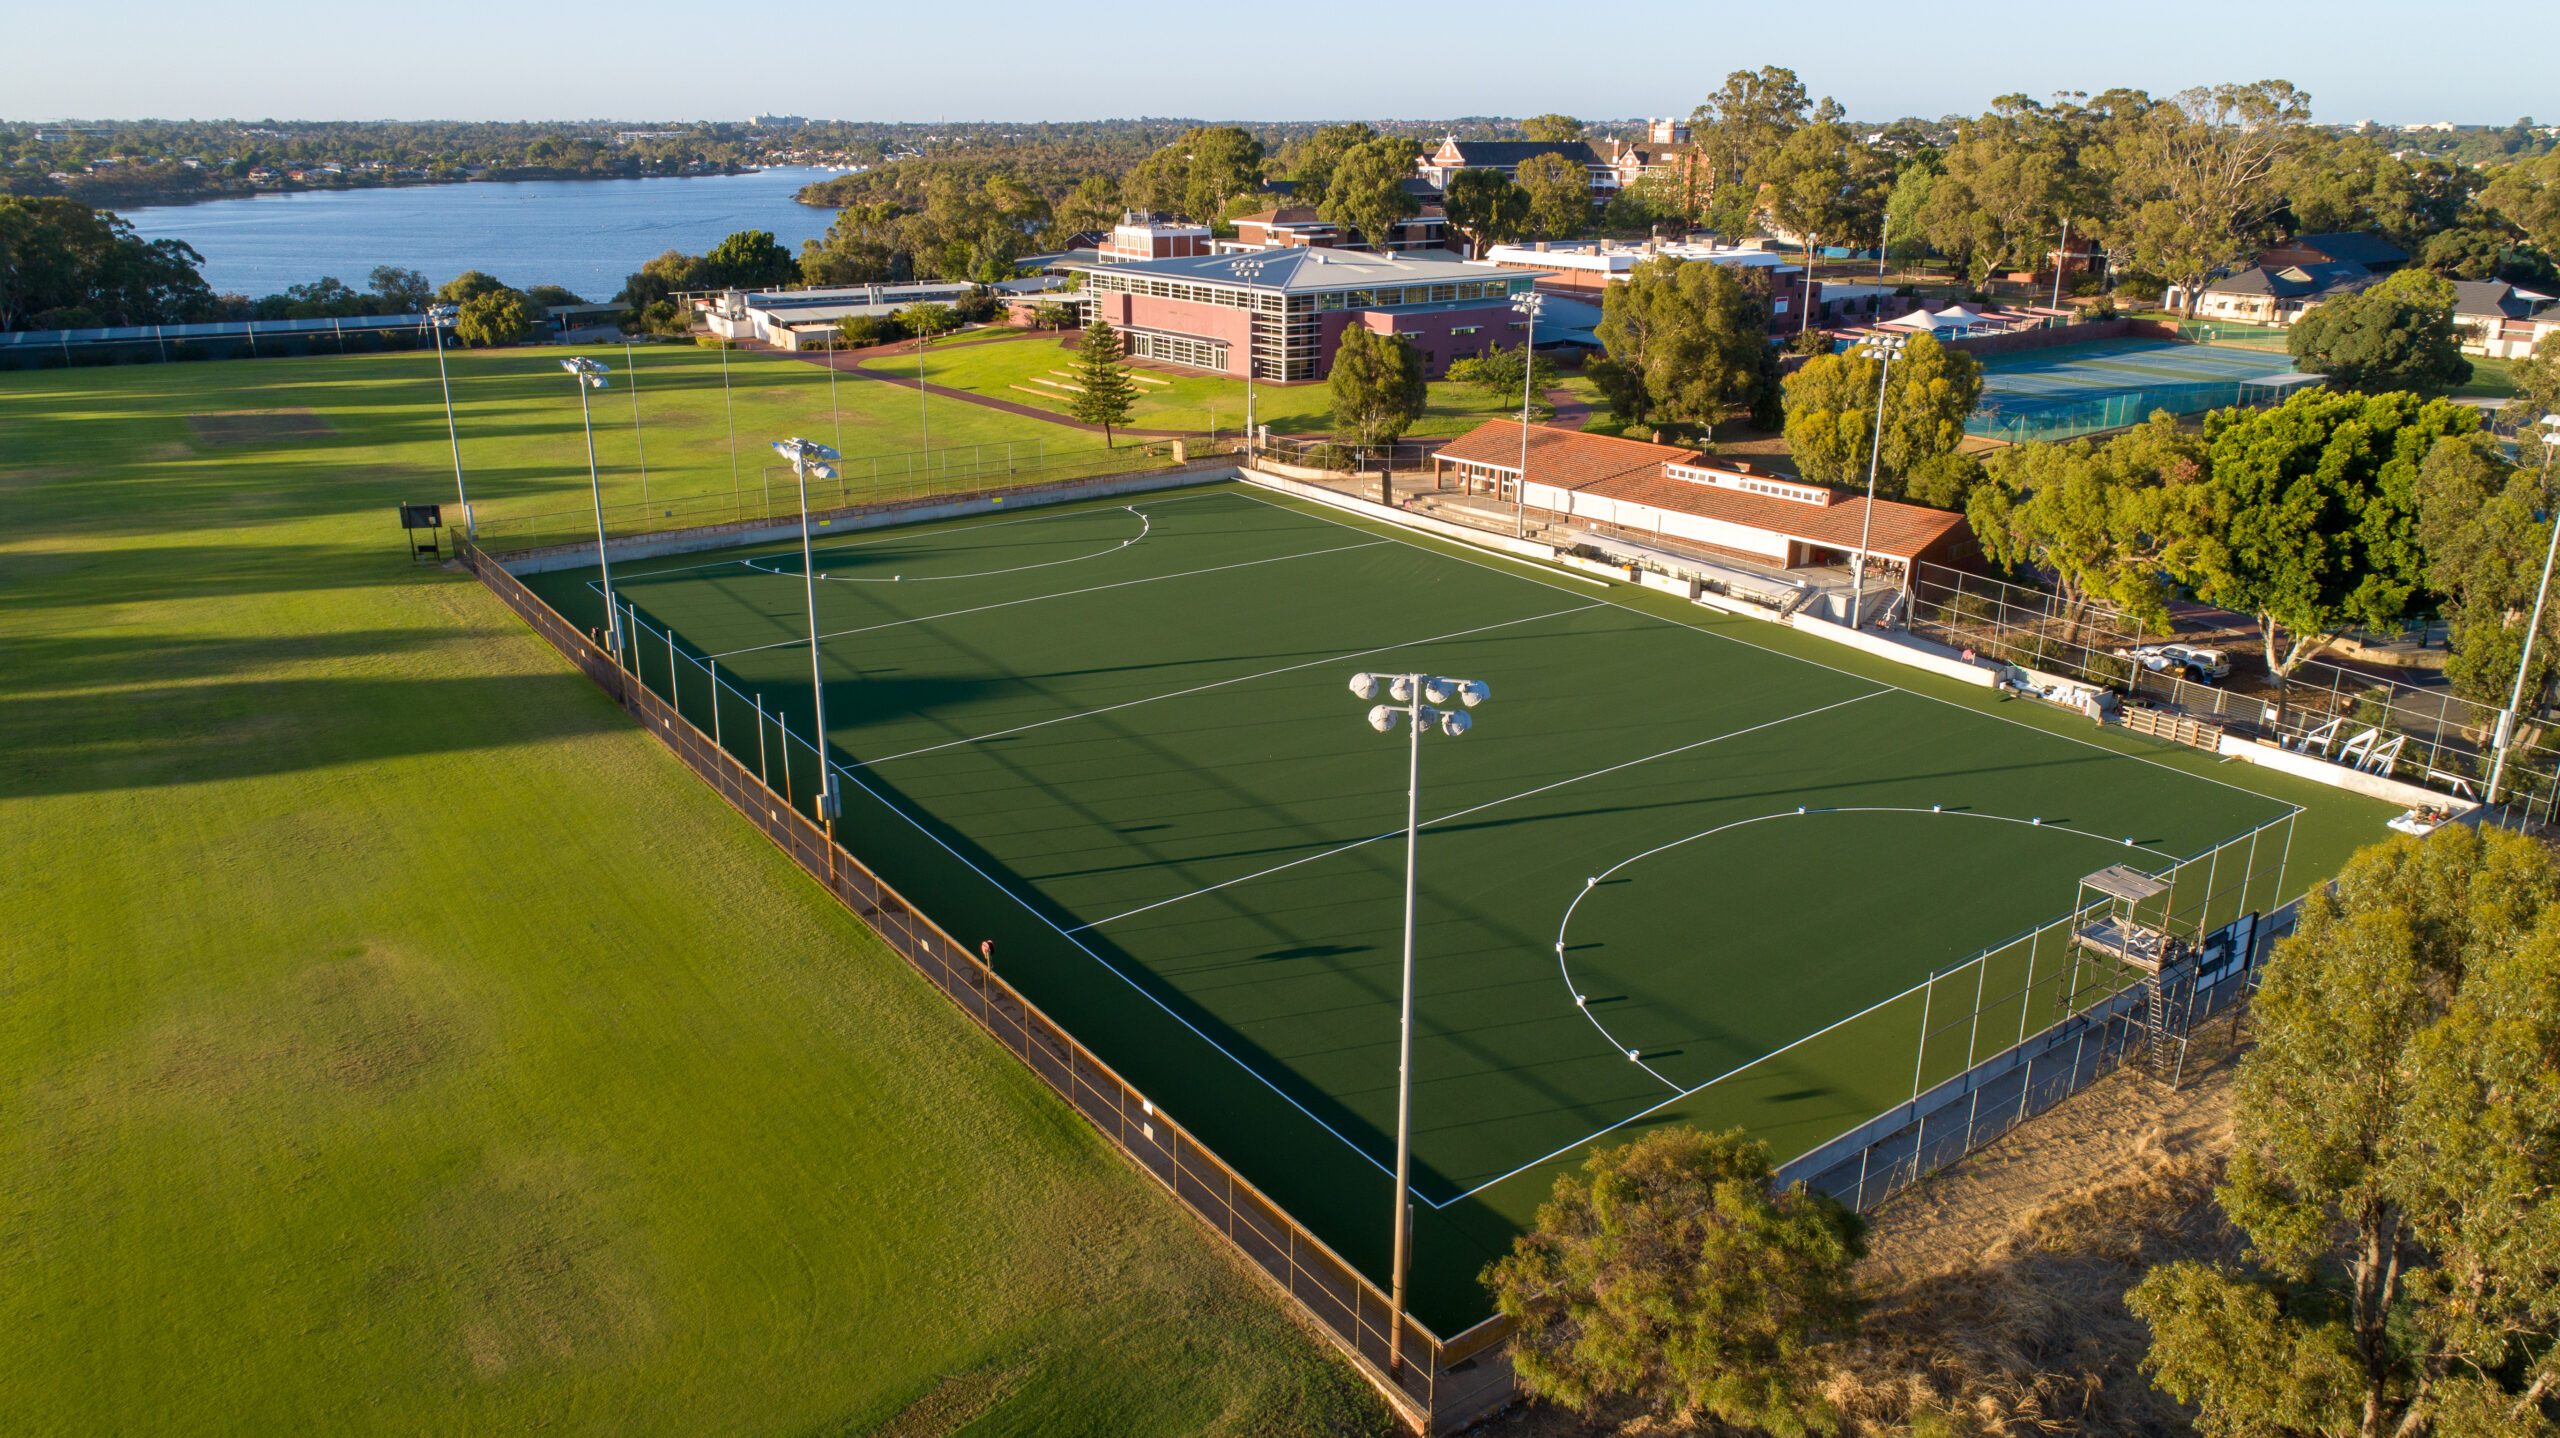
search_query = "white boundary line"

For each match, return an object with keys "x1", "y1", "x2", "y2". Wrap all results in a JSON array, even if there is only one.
[
  {"x1": 692, "y1": 537, "x2": 1393, "y2": 660},
  {"x1": 1229, "y1": 487, "x2": 2292, "y2": 808},
  {"x1": 740, "y1": 506, "x2": 1151, "y2": 585},
  {"x1": 1071, "y1": 688, "x2": 1889, "y2": 935},
  {"x1": 617, "y1": 485, "x2": 1251, "y2": 580},
  {"x1": 849, "y1": 602, "x2": 1605, "y2": 770},
  {"x1": 1547, "y1": 806, "x2": 2179, "y2": 1094},
  {"x1": 613, "y1": 601, "x2": 1408, "y2": 1184}
]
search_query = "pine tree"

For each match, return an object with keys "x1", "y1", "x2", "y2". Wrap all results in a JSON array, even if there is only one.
[{"x1": 1070, "y1": 321, "x2": 1139, "y2": 447}]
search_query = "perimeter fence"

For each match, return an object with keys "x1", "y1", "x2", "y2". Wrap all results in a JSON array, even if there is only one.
[
  {"x1": 1965, "y1": 376, "x2": 2292, "y2": 445},
  {"x1": 451, "y1": 516, "x2": 1511, "y2": 1435},
  {"x1": 467, "y1": 436, "x2": 1239, "y2": 556},
  {"x1": 1902, "y1": 559, "x2": 2560, "y2": 820},
  {"x1": 1771, "y1": 808, "x2": 2295, "y2": 1210}
]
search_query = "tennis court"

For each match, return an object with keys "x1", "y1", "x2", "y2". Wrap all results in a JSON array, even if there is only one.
[
  {"x1": 519, "y1": 483, "x2": 2354, "y2": 1330},
  {"x1": 1971, "y1": 337, "x2": 2305, "y2": 442}
]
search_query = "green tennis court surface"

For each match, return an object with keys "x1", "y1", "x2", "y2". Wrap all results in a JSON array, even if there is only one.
[
  {"x1": 1979, "y1": 337, "x2": 2299, "y2": 399},
  {"x1": 521, "y1": 483, "x2": 2378, "y2": 1330}
]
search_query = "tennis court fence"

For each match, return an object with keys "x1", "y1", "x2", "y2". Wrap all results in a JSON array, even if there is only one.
[
  {"x1": 452, "y1": 519, "x2": 1513, "y2": 1435},
  {"x1": 1965, "y1": 376, "x2": 2297, "y2": 445},
  {"x1": 1778, "y1": 810, "x2": 2298, "y2": 1211}
]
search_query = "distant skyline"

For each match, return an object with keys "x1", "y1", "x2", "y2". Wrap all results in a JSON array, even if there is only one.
[{"x1": 3, "y1": 0, "x2": 2543, "y2": 129}]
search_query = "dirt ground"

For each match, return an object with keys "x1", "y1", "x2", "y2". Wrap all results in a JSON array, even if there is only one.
[{"x1": 1472, "y1": 1025, "x2": 2252, "y2": 1437}]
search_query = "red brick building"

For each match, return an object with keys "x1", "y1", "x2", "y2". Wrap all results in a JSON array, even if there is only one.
[{"x1": 1065, "y1": 247, "x2": 1548, "y2": 382}]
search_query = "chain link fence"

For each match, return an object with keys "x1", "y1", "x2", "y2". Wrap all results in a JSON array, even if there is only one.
[
  {"x1": 1904, "y1": 559, "x2": 2560, "y2": 819},
  {"x1": 452, "y1": 523, "x2": 1512, "y2": 1434}
]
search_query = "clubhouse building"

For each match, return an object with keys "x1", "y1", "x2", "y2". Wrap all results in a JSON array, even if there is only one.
[
  {"x1": 1431, "y1": 421, "x2": 1971, "y2": 583},
  {"x1": 1061, "y1": 247, "x2": 1547, "y2": 382}
]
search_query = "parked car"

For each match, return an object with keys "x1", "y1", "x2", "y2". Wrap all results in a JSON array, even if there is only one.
[{"x1": 2121, "y1": 643, "x2": 2231, "y2": 682}]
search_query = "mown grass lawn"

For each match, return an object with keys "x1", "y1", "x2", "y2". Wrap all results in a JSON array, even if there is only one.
[
  {"x1": 903, "y1": 329, "x2": 1605, "y2": 439},
  {"x1": 0, "y1": 349, "x2": 1388, "y2": 1437}
]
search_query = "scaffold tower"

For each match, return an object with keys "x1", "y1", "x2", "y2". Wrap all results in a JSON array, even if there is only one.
[{"x1": 2071, "y1": 864, "x2": 2202, "y2": 1085}]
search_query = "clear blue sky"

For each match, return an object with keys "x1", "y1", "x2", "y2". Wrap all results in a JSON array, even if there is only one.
[{"x1": 4, "y1": 0, "x2": 2541, "y2": 127}]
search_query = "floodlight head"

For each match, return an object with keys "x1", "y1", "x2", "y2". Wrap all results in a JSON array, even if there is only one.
[
  {"x1": 1436, "y1": 707, "x2": 1471, "y2": 738},
  {"x1": 1422, "y1": 677, "x2": 1456, "y2": 706},
  {"x1": 1387, "y1": 675, "x2": 1416, "y2": 704},
  {"x1": 561, "y1": 356, "x2": 610, "y2": 388},
  {"x1": 1349, "y1": 672, "x2": 1381, "y2": 700},
  {"x1": 809, "y1": 462, "x2": 836, "y2": 481},
  {"x1": 424, "y1": 303, "x2": 457, "y2": 326},
  {"x1": 1454, "y1": 679, "x2": 1489, "y2": 708},
  {"x1": 1367, "y1": 704, "x2": 1400, "y2": 733}
]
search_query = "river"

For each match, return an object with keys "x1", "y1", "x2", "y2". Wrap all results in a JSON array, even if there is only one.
[{"x1": 119, "y1": 167, "x2": 843, "y2": 304}]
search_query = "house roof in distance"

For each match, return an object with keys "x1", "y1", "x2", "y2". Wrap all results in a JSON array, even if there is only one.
[
  {"x1": 2452, "y1": 278, "x2": 2559, "y2": 321},
  {"x1": 1432, "y1": 138, "x2": 1610, "y2": 168}
]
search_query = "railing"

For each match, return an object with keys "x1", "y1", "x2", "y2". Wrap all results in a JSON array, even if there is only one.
[
  {"x1": 1904, "y1": 559, "x2": 2560, "y2": 818},
  {"x1": 451, "y1": 520, "x2": 1512, "y2": 1434},
  {"x1": 1778, "y1": 812, "x2": 2298, "y2": 1209},
  {"x1": 469, "y1": 437, "x2": 1240, "y2": 556}
]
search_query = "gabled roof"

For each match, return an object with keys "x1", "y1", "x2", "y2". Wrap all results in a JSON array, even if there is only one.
[
  {"x1": 1433, "y1": 139, "x2": 1610, "y2": 169},
  {"x1": 2289, "y1": 231, "x2": 2409, "y2": 268},
  {"x1": 1578, "y1": 466, "x2": 1970, "y2": 563},
  {"x1": 2451, "y1": 278, "x2": 2559, "y2": 321},
  {"x1": 1232, "y1": 207, "x2": 1330, "y2": 228},
  {"x1": 2206, "y1": 261, "x2": 2375, "y2": 300},
  {"x1": 1434, "y1": 421, "x2": 1699, "y2": 487}
]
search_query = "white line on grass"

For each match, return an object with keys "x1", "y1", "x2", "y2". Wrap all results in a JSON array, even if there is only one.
[
  {"x1": 619, "y1": 601, "x2": 1409, "y2": 1185},
  {"x1": 848, "y1": 601, "x2": 1605, "y2": 770},
  {"x1": 696, "y1": 537, "x2": 1393, "y2": 660},
  {"x1": 1070, "y1": 688, "x2": 1890, "y2": 934},
  {"x1": 619, "y1": 485, "x2": 1251, "y2": 580},
  {"x1": 738, "y1": 507, "x2": 1151, "y2": 584},
  {"x1": 1228, "y1": 487, "x2": 2290, "y2": 809},
  {"x1": 1547, "y1": 806, "x2": 2181, "y2": 1096}
]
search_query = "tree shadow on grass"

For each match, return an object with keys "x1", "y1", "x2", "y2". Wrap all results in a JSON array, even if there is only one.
[{"x1": 0, "y1": 670, "x2": 627, "y2": 799}]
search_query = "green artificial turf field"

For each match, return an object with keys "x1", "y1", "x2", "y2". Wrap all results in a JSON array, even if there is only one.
[
  {"x1": 520, "y1": 483, "x2": 2394, "y2": 1333},
  {"x1": 0, "y1": 353, "x2": 1389, "y2": 1436}
]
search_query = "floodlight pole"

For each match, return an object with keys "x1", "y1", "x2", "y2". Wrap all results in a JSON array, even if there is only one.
[
  {"x1": 2052, "y1": 218, "x2": 2071, "y2": 310},
  {"x1": 1512, "y1": 292, "x2": 1543, "y2": 539},
  {"x1": 1388, "y1": 676, "x2": 1423, "y2": 1376},
  {"x1": 1849, "y1": 337, "x2": 1902, "y2": 628},
  {"x1": 775, "y1": 437, "x2": 844, "y2": 838},
  {"x1": 1234, "y1": 258, "x2": 1266, "y2": 462},
  {"x1": 624, "y1": 336, "x2": 650, "y2": 521},
  {"x1": 2486, "y1": 415, "x2": 2560, "y2": 806},
  {"x1": 563, "y1": 357, "x2": 619, "y2": 663},
  {"x1": 1346, "y1": 671, "x2": 1486, "y2": 1376},
  {"x1": 425, "y1": 305, "x2": 470, "y2": 534}
]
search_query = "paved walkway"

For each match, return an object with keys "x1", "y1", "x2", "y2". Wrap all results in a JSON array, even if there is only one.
[{"x1": 1542, "y1": 387, "x2": 1592, "y2": 430}]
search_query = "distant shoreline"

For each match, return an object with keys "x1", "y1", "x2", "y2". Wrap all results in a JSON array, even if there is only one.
[{"x1": 48, "y1": 163, "x2": 770, "y2": 213}]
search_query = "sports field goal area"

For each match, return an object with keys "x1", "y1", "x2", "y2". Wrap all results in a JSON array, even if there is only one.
[{"x1": 514, "y1": 481, "x2": 2373, "y2": 1333}]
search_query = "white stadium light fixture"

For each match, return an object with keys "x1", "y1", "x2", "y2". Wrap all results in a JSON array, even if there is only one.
[
  {"x1": 1343, "y1": 667, "x2": 1490, "y2": 1376},
  {"x1": 561, "y1": 355, "x2": 609, "y2": 389}
]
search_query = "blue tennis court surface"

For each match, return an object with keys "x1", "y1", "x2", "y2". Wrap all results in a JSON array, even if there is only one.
[{"x1": 1970, "y1": 339, "x2": 2303, "y2": 442}]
